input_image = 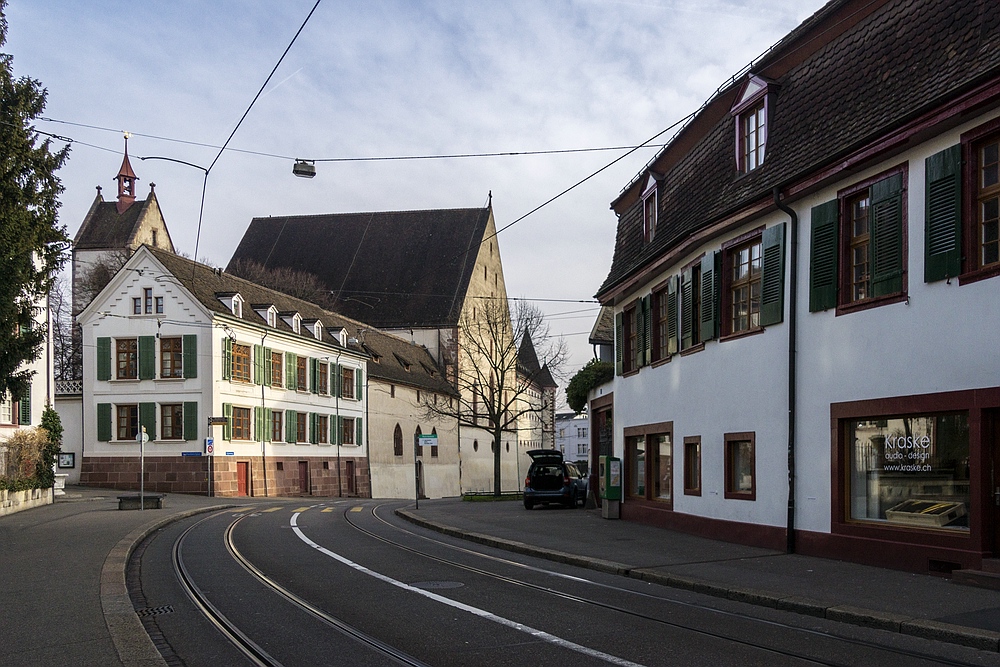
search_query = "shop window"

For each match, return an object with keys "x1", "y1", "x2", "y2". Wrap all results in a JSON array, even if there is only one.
[
  {"x1": 684, "y1": 436, "x2": 702, "y2": 496},
  {"x1": 847, "y1": 413, "x2": 969, "y2": 531},
  {"x1": 625, "y1": 423, "x2": 672, "y2": 506},
  {"x1": 809, "y1": 165, "x2": 906, "y2": 313},
  {"x1": 160, "y1": 337, "x2": 183, "y2": 378},
  {"x1": 724, "y1": 432, "x2": 755, "y2": 500}
]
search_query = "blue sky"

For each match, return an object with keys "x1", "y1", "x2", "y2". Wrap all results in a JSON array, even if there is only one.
[{"x1": 6, "y1": 0, "x2": 827, "y2": 401}]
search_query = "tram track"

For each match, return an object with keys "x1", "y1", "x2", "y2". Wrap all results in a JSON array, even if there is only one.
[
  {"x1": 170, "y1": 509, "x2": 431, "y2": 667},
  {"x1": 332, "y1": 502, "x2": 996, "y2": 667}
]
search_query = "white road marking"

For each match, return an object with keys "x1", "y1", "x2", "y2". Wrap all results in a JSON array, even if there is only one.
[{"x1": 290, "y1": 513, "x2": 647, "y2": 667}]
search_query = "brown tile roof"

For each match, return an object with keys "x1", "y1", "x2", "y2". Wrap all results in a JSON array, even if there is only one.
[
  {"x1": 227, "y1": 207, "x2": 492, "y2": 329},
  {"x1": 598, "y1": 0, "x2": 1000, "y2": 298},
  {"x1": 144, "y1": 246, "x2": 457, "y2": 395},
  {"x1": 73, "y1": 194, "x2": 149, "y2": 250},
  {"x1": 589, "y1": 306, "x2": 615, "y2": 346}
]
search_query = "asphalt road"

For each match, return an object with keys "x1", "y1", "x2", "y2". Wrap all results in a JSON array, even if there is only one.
[{"x1": 128, "y1": 499, "x2": 1000, "y2": 667}]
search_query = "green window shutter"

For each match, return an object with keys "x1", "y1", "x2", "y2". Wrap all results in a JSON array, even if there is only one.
[
  {"x1": 18, "y1": 385, "x2": 30, "y2": 425},
  {"x1": 286, "y1": 409, "x2": 296, "y2": 442},
  {"x1": 809, "y1": 199, "x2": 840, "y2": 312},
  {"x1": 97, "y1": 403, "x2": 112, "y2": 442},
  {"x1": 871, "y1": 173, "x2": 905, "y2": 297},
  {"x1": 139, "y1": 402, "x2": 156, "y2": 441},
  {"x1": 286, "y1": 352, "x2": 296, "y2": 389},
  {"x1": 335, "y1": 364, "x2": 343, "y2": 398},
  {"x1": 356, "y1": 417, "x2": 363, "y2": 447},
  {"x1": 666, "y1": 276, "x2": 679, "y2": 355},
  {"x1": 356, "y1": 369, "x2": 363, "y2": 400},
  {"x1": 139, "y1": 336, "x2": 156, "y2": 380},
  {"x1": 253, "y1": 345, "x2": 264, "y2": 386},
  {"x1": 680, "y1": 268, "x2": 693, "y2": 349},
  {"x1": 97, "y1": 337, "x2": 111, "y2": 381},
  {"x1": 335, "y1": 416, "x2": 343, "y2": 445},
  {"x1": 925, "y1": 144, "x2": 962, "y2": 282},
  {"x1": 182, "y1": 335, "x2": 198, "y2": 378},
  {"x1": 760, "y1": 223, "x2": 786, "y2": 326},
  {"x1": 699, "y1": 251, "x2": 719, "y2": 342},
  {"x1": 309, "y1": 412, "x2": 317, "y2": 444},
  {"x1": 183, "y1": 402, "x2": 198, "y2": 441},
  {"x1": 614, "y1": 312, "x2": 623, "y2": 376},
  {"x1": 640, "y1": 295, "x2": 651, "y2": 367},
  {"x1": 222, "y1": 403, "x2": 232, "y2": 441},
  {"x1": 308, "y1": 358, "x2": 317, "y2": 393},
  {"x1": 222, "y1": 337, "x2": 233, "y2": 380},
  {"x1": 263, "y1": 347, "x2": 272, "y2": 387},
  {"x1": 264, "y1": 408, "x2": 272, "y2": 442},
  {"x1": 253, "y1": 406, "x2": 262, "y2": 441}
]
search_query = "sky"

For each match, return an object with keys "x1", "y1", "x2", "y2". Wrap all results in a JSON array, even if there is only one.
[{"x1": 5, "y1": 0, "x2": 827, "y2": 407}]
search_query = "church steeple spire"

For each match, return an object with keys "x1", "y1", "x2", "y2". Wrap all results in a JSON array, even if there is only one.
[{"x1": 115, "y1": 132, "x2": 138, "y2": 214}]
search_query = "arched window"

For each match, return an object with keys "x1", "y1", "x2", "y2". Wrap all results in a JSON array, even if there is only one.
[
  {"x1": 393, "y1": 424, "x2": 403, "y2": 457},
  {"x1": 415, "y1": 426, "x2": 422, "y2": 457},
  {"x1": 431, "y1": 427, "x2": 439, "y2": 458}
]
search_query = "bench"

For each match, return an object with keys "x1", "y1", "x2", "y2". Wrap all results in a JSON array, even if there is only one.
[{"x1": 117, "y1": 494, "x2": 165, "y2": 510}]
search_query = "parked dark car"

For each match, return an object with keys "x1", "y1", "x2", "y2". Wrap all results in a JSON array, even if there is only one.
[{"x1": 523, "y1": 449, "x2": 588, "y2": 509}]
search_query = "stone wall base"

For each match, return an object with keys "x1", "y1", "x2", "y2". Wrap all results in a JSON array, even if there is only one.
[
  {"x1": 0, "y1": 487, "x2": 53, "y2": 517},
  {"x1": 81, "y1": 455, "x2": 370, "y2": 498}
]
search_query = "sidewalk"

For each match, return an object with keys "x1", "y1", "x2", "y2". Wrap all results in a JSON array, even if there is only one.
[
  {"x1": 397, "y1": 498, "x2": 1000, "y2": 653},
  {"x1": 0, "y1": 486, "x2": 239, "y2": 667}
]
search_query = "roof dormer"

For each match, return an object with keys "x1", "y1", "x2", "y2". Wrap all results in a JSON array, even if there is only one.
[
  {"x1": 216, "y1": 292, "x2": 243, "y2": 318},
  {"x1": 641, "y1": 172, "x2": 660, "y2": 243},
  {"x1": 253, "y1": 304, "x2": 279, "y2": 328},
  {"x1": 303, "y1": 318, "x2": 324, "y2": 341},
  {"x1": 731, "y1": 74, "x2": 777, "y2": 174},
  {"x1": 279, "y1": 311, "x2": 302, "y2": 334}
]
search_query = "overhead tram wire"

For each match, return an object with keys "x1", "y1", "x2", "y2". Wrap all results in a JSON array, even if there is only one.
[{"x1": 36, "y1": 116, "x2": 661, "y2": 164}]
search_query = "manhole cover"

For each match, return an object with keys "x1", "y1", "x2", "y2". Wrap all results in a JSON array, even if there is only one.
[{"x1": 411, "y1": 581, "x2": 464, "y2": 590}]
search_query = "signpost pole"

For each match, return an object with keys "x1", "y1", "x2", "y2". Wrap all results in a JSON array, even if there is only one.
[{"x1": 137, "y1": 426, "x2": 148, "y2": 511}]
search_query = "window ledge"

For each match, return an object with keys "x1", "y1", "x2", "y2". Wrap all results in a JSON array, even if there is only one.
[
  {"x1": 622, "y1": 368, "x2": 640, "y2": 378},
  {"x1": 720, "y1": 326, "x2": 765, "y2": 343},
  {"x1": 835, "y1": 292, "x2": 906, "y2": 316},
  {"x1": 959, "y1": 265, "x2": 1000, "y2": 286},
  {"x1": 683, "y1": 488, "x2": 702, "y2": 497},
  {"x1": 651, "y1": 356, "x2": 672, "y2": 368},
  {"x1": 724, "y1": 491, "x2": 756, "y2": 501},
  {"x1": 679, "y1": 343, "x2": 705, "y2": 357}
]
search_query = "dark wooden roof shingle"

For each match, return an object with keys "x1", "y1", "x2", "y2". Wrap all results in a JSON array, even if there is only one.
[{"x1": 227, "y1": 207, "x2": 492, "y2": 329}]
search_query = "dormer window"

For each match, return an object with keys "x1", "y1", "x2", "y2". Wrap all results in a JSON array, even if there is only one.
[
  {"x1": 279, "y1": 311, "x2": 302, "y2": 333},
  {"x1": 731, "y1": 75, "x2": 774, "y2": 174},
  {"x1": 641, "y1": 173, "x2": 659, "y2": 243},
  {"x1": 216, "y1": 293, "x2": 243, "y2": 317},
  {"x1": 303, "y1": 319, "x2": 323, "y2": 340},
  {"x1": 253, "y1": 304, "x2": 279, "y2": 328}
]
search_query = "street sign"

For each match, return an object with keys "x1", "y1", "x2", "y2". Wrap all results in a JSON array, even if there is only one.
[
  {"x1": 418, "y1": 434, "x2": 438, "y2": 448},
  {"x1": 205, "y1": 437, "x2": 214, "y2": 455},
  {"x1": 135, "y1": 428, "x2": 149, "y2": 444},
  {"x1": 207, "y1": 416, "x2": 229, "y2": 425}
]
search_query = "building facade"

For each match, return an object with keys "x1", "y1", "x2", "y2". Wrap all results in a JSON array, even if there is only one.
[{"x1": 595, "y1": 0, "x2": 1000, "y2": 574}]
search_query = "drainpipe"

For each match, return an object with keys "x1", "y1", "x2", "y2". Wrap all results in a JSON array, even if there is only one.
[{"x1": 773, "y1": 186, "x2": 799, "y2": 555}]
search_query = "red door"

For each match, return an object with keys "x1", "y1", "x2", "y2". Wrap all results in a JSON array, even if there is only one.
[
  {"x1": 299, "y1": 461, "x2": 310, "y2": 495},
  {"x1": 237, "y1": 462, "x2": 249, "y2": 497}
]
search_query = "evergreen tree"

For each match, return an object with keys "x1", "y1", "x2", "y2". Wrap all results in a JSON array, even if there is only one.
[{"x1": 0, "y1": 0, "x2": 69, "y2": 402}]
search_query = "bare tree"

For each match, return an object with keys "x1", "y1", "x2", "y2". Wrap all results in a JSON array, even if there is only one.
[
  {"x1": 228, "y1": 258, "x2": 336, "y2": 309},
  {"x1": 423, "y1": 298, "x2": 565, "y2": 496},
  {"x1": 49, "y1": 275, "x2": 78, "y2": 381}
]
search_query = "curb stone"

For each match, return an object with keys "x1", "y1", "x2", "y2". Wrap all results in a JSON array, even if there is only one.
[
  {"x1": 101, "y1": 504, "x2": 238, "y2": 667},
  {"x1": 395, "y1": 509, "x2": 1000, "y2": 653}
]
